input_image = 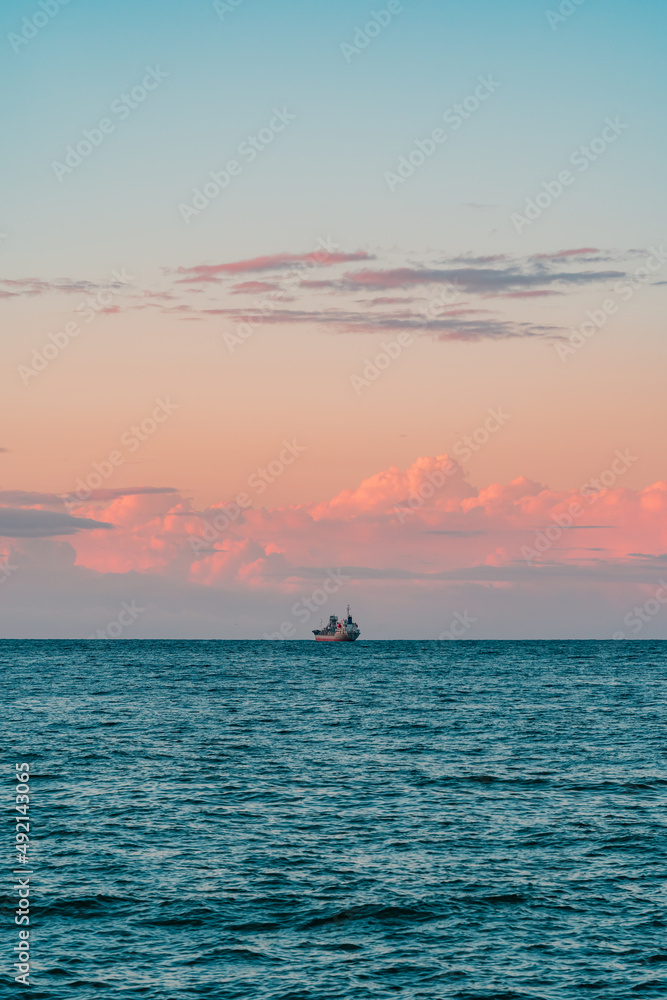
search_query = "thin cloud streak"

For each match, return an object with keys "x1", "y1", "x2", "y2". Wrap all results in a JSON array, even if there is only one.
[{"x1": 0, "y1": 508, "x2": 113, "y2": 538}]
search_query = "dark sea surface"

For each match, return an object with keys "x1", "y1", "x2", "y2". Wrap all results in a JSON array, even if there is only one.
[{"x1": 2, "y1": 640, "x2": 667, "y2": 1000}]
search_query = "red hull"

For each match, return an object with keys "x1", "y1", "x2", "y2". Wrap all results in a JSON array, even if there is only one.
[{"x1": 315, "y1": 633, "x2": 359, "y2": 642}]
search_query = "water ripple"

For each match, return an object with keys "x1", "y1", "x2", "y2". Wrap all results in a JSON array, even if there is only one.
[{"x1": 1, "y1": 639, "x2": 666, "y2": 999}]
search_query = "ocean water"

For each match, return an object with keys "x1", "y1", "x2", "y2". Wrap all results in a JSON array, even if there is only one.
[{"x1": 2, "y1": 640, "x2": 667, "y2": 1000}]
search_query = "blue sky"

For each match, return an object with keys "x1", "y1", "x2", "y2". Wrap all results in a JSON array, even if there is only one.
[{"x1": 2, "y1": 0, "x2": 666, "y2": 278}]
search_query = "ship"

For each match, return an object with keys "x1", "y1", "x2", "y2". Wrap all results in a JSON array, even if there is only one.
[{"x1": 313, "y1": 606, "x2": 360, "y2": 642}]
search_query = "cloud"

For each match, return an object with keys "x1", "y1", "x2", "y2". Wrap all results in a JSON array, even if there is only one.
[
  {"x1": 55, "y1": 457, "x2": 667, "y2": 590},
  {"x1": 172, "y1": 250, "x2": 373, "y2": 283},
  {"x1": 9, "y1": 247, "x2": 663, "y2": 350},
  {"x1": 231, "y1": 281, "x2": 280, "y2": 294},
  {"x1": 495, "y1": 290, "x2": 563, "y2": 299},
  {"x1": 0, "y1": 487, "x2": 178, "y2": 508},
  {"x1": 0, "y1": 276, "x2": 129, "y2": 299},
  {"x1": 203, "y1": 305, "x2": 561, "y2": 342},
  {"x1": 533, "y1": 247, "x2": 601, "y2": 259},
  {"x1": 62, "y1": 486, "x2": 179, "y2": 503},
  {"x1": 425, "y1": 530, "x2": 487, "y2": 536},
  {"x1": 363, "y1": 296, "x2": 416, "y2": 306},
  {"x1": 340, "y1": 264, "x2": 625, "y2": 294},
  {"x1": 10, "y1": 247, "x2": 661, "y2": 351},
  {"x1": 3, "y1": 461, "x2": 667, "y2": 636},
  {"x1": 0, "y1": 508, "x2": 113, "y2": 538}
]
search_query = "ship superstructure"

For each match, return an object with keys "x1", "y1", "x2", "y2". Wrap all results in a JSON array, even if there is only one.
[{"x1": 312, "y1": 606, "x2": 360, "y2": 642}]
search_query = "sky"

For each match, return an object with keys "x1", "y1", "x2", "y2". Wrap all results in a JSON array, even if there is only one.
[{"x1": 1, "y1": 0, "x2": 666, "y2": 638}]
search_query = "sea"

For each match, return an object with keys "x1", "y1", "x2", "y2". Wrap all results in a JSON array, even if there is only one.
[{"x1": 2, "y1": 640, "x2": 667, "y2": 999}]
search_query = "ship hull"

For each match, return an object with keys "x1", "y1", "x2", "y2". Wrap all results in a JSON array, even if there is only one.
[{"x1": 314, "y1": 633, "x2": 359, "y2": 642}]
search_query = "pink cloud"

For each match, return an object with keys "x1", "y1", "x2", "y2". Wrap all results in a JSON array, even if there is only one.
[
  {"x1": 231, "y1": 281, "x2": 280, "y2": 294},
  {"x1": 534, "y1": 247, "x2": 600, "y2": 258},
  {"x1": 47, "y1": 456, "x2": 667, "y2": 596},
  {"x1": 173, "y1": 250, "x2": 372, "y2": 283},
  {"x1": 6, "y1": 458, "x2": 667, "y2": 637}
]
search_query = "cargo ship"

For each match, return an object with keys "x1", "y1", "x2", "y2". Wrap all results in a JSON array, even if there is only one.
[{"x1": 313, "y1": 606, "x2": 360, "y2": 642}]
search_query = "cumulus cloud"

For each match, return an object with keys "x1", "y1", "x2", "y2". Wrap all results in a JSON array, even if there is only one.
[
  {"x1": 3, "y1": 460, "x2": 667, "y2": 636},
  {"x1": 53, "y1": 457, "x2": 667, "y2": 589}
]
